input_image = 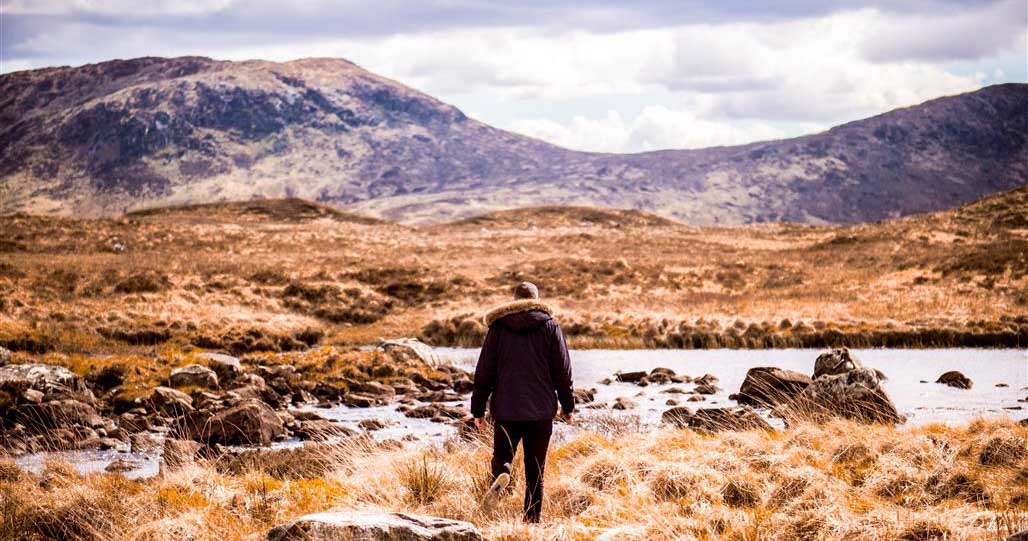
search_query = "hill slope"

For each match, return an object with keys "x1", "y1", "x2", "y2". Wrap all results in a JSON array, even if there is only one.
[{"x1": 1, "y1": 56, "x2": 1026, "y2": 224}]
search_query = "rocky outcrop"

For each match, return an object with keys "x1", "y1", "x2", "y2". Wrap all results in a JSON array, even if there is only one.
[
  {"x1": 734, "y1": 367, "x2": 811, "y2": 407},
  {"x1": 267, "y1": 511, "x2": 485, "y2": 541},
  {"x1": 662, "y1": 406, "x2": 772, "y2": 432},
  {"x1": 936, "y1": 370, "x2": 973, "y2": 389},
  {"x1": 0, "y1": 363, "x2": 87, "y2": 397}
]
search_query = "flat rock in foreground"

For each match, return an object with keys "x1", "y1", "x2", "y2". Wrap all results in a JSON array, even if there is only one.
[{"x1": 267, "y1": 511, "x2": 485, "y2": 541}]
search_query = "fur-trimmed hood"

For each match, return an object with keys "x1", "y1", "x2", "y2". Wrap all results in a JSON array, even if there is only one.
[{"x1": 484, "y1": 299, "x2": 554, "y2": 327}]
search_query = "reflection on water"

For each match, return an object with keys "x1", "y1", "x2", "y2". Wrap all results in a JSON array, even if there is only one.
[{"x1": 15, "y1": 348, "x2": 1027, "y2": 478}]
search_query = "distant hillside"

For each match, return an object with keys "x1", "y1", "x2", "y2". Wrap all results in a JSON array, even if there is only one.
[{"x1": 1, "y1": 56, "x2": 1026, "y2": 224}]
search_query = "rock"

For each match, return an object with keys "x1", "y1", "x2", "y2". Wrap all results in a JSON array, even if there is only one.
[
  {"x1": 662, "y1": 387, "x2": 687, "y2": 394},
  {"x1": 119, "y1": 412, "x2": 150, "y2": 433},
  {"x1": 377, "y1": 338, "x2": 443, "y2": 369},
  {"x1": 936, "y1": 371, "x2": 973, "y2": 390},
  {"x1": 149, "y1": 386, "x2": 194, "y2": 415},
  {"x1": 695, "y1": 374, "x2": 719, "y2": 386},
  {"x1": 635, "y1": 377, "x2": 650, "y2": 387},
  {"x1": 0, "y1": 346, "x2": 10, "y2": 366},
  {"x1": 16, "y1": 399, "x2": 102, "y2": 430},
  {"x1": 193, "y1": 399, "x2": 286, "y2": 446},
  {"x1": 996, "y1": 383, "x2": 1009, "y2": 388},
  {"x1": 348, "y1": 380, "x2": 396, "y2": 399},
  {"x1": 573, "y1": 388, "x2": 596, "y2": 404},
  {"x1": 612, "y1": 397, "x2": 637, "y2": 410},
  {"x1": 405, "y1": 404, "x2": 466, "y2": 421},
  {"x1": 687, "y1": 395, "x2": 706, "y2": 402},
  {"x1": 784, "y1": 367, "x2": 903, "y2": 424},
  {"x1": 662, "y1": 406, "x2": 772, "y2": 432},
  {"x1": 615, "y1": 371, "x2": 648, "y2": 383},
  {"x1": 162, "y1": 438, "x2": 202, "y2": 471},
  {"x1": 735, "y1": 367, "x2": 812, "y2": 407},
  {"x1": 813, "y1": 348, "x2": 862, "y2": 379},
  {"x1": 359, "y1": 418, "x2": 387, "y2": 431},
  {"x1": 105, "y1": 458, "x2": 138, "y2": 473},
  {"x1": 197, "y1": 352, "x2": 244, "y2": 381},
  {"x1": 290, "y1": 409, "x2": 328, "y2": 422},
  {"x1": 0, "y1": 363, "x2": 85, "y2": 396},
  {"x1": 22, "y1": 388, "x2": 44, "y2": 404},
  {"x1": 169, "y1": 364, "x2": 219, "y2": 389},
  {"x1": 665, "y1": 399, "x2": 680, "y2": 406},
  {"x1": 452, "y1": 376, "x2": 474, "y2": 394},
  {"x1": 130, "y1": 432, "x2": 162, "y2": 453},
  {"x1": 267, "y1": 511, "x2": 485, "y2": 541},
  {"x1": 296, "y1": 420, "x2": 356, "y2": 441},
  {"x1": 599, "y1": 378, "x2": 612, "y2": 385},
  {"x1": 650, "y1": 367, "x2": 676, "y2": 377},
  {"x1": 344, "y1": 393, "x2": 380, "y2": 408},
  {"x1": 694, "y1": 383, "x2": 720, "y2": 395}
]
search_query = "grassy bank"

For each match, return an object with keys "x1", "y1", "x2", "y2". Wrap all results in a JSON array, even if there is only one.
[{"x1": 2, "y1": 418, "x2": 1026, "y2": 540}]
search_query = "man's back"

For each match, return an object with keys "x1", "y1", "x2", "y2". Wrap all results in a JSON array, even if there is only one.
[{"x1": 471, "y1": 298, "x2": 575, "y2": 421}]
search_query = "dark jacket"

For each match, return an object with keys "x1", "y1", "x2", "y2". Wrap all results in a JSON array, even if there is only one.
[{"x1": 470, "y1": 300, "x2": 575, "y2": 421}]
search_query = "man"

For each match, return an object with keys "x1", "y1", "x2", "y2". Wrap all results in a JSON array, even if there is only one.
[{"x1": 471, "y1": 281, "x2": 575, "y2": 523}]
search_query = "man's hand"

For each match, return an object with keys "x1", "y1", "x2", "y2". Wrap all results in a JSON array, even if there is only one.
[
  {"x1": 563, "y1": 412, "x2": 574, "y2": 425},
  {"x1": 474, "y1": 417, "x2": 486, "y2": 431}
]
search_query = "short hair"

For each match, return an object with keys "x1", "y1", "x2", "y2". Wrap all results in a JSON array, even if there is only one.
[{"x1": 513, "y1": 281, "x2": 539, "y2": 300}]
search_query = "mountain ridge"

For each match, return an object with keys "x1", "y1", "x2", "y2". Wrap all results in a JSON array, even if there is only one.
[{"x1": 1, "y1": 56, "x2": 1026, "y2": 224}]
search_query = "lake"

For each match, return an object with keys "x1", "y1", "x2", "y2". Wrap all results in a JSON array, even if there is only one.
[{"x1": 15, "y1": 348, "x2": 1027, "y2": 477}]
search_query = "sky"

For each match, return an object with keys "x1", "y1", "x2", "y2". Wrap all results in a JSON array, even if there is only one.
[{"x1": 2, "y1": 0, "x2": 1026, "y2": 153}]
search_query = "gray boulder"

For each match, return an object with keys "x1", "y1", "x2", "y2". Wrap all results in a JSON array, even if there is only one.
[
  {"x1": 267, "y1": 511, "x2": 485, "y2": 541},
  {"x1": 735, "y1": 367, "x2": 811, "y2": 407},
  {"x1": 936, "y1": 370, "x2": 973, "y2": 390},
  {"x1": 377, "y1": 338, "x2": 443, "y2": 369},
  {"x1": 0, "y1": 363, "x2": 85, "y2": 396},
  {"x1": 170, "y1": 364, "x2": 219, "y2": 389},
  {"x1": 193, "y1": 399, "x2": 286, "y2": 446},
  {"x1": 784, "y1": 367, "x2": 903, "y2": 424}
]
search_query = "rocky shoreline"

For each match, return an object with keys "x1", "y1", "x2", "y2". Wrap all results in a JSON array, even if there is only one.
[{"x1": 0, "y1": 339, "x2": 476, "y2": 460}]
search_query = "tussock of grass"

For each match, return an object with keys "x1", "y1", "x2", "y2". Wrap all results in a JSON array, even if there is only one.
[{"x1": 2, "y1": 418, "x2": 1026, "y2": 540}]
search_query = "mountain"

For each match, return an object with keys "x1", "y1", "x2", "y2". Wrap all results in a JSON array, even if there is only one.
[{"x1": 1, "y1": 56, "x2": 1026, "y2": 224}]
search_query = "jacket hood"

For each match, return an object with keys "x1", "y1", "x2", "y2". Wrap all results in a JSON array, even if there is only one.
[{"x1": 484, "y1": 299, "x2": 554, "y2": 331}]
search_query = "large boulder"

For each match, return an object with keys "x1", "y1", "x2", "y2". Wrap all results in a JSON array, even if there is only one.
[
  {"x1": 783, "y1": 367, "x2": 903, "y2": 424},
  {"x1": 662, "y1": 406, "x2": 772, "y2": 432},
  {"x1": 196, "y1": 352, "x2": 244, "y2": 381},
  {"x1": 169, "y1": 364, "x2": 219, "y2": 389},
  {"x1": 16, "y1": 399, "x2": 102, "y2": 430},
  {"x1": 267, "y1": 511, "x2": 485, "y2": 541},
  {"x1": 0, "y1": 363, "x2": 87, "y2": 397},
  {"x1": 735, "y1": 367, "x2": 811, "y2": 407},
  {"x1": 191, "y1": 399, "x2": 286, "y2": 446},
  {"x1": 936, "y1": 370, "x2": 973, "y2": 390},
  {"x1": 149, "y1": 386, "x2": 195, "y2": 415},
  {"x1": 377, "y1": 338, "x2": 443, "y2": 369},
  {"x1": 813, "y1": 348, "x2": 862, "y2": 379}
]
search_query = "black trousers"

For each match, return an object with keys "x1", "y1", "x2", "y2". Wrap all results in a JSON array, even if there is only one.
[{"x1": 491, "y1": 419, "x2": 553, "y2": 522}]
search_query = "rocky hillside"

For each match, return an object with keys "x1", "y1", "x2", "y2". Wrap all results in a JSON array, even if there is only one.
[{"x1": 1, "y1": 56, "x2": 1026, "y2": 224}]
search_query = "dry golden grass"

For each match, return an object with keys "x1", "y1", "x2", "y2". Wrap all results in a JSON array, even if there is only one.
[
  {"x1": 2, "y1": 418, "x2": 1026, "y2": 541},
  {"x1": 1, "y1": 188, "x2": 1026, "y2": 353}
]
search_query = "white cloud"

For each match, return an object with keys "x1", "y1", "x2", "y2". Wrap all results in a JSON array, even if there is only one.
[{"x1": 509, "y1": 107, "x2": 787, "y2": 152}]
